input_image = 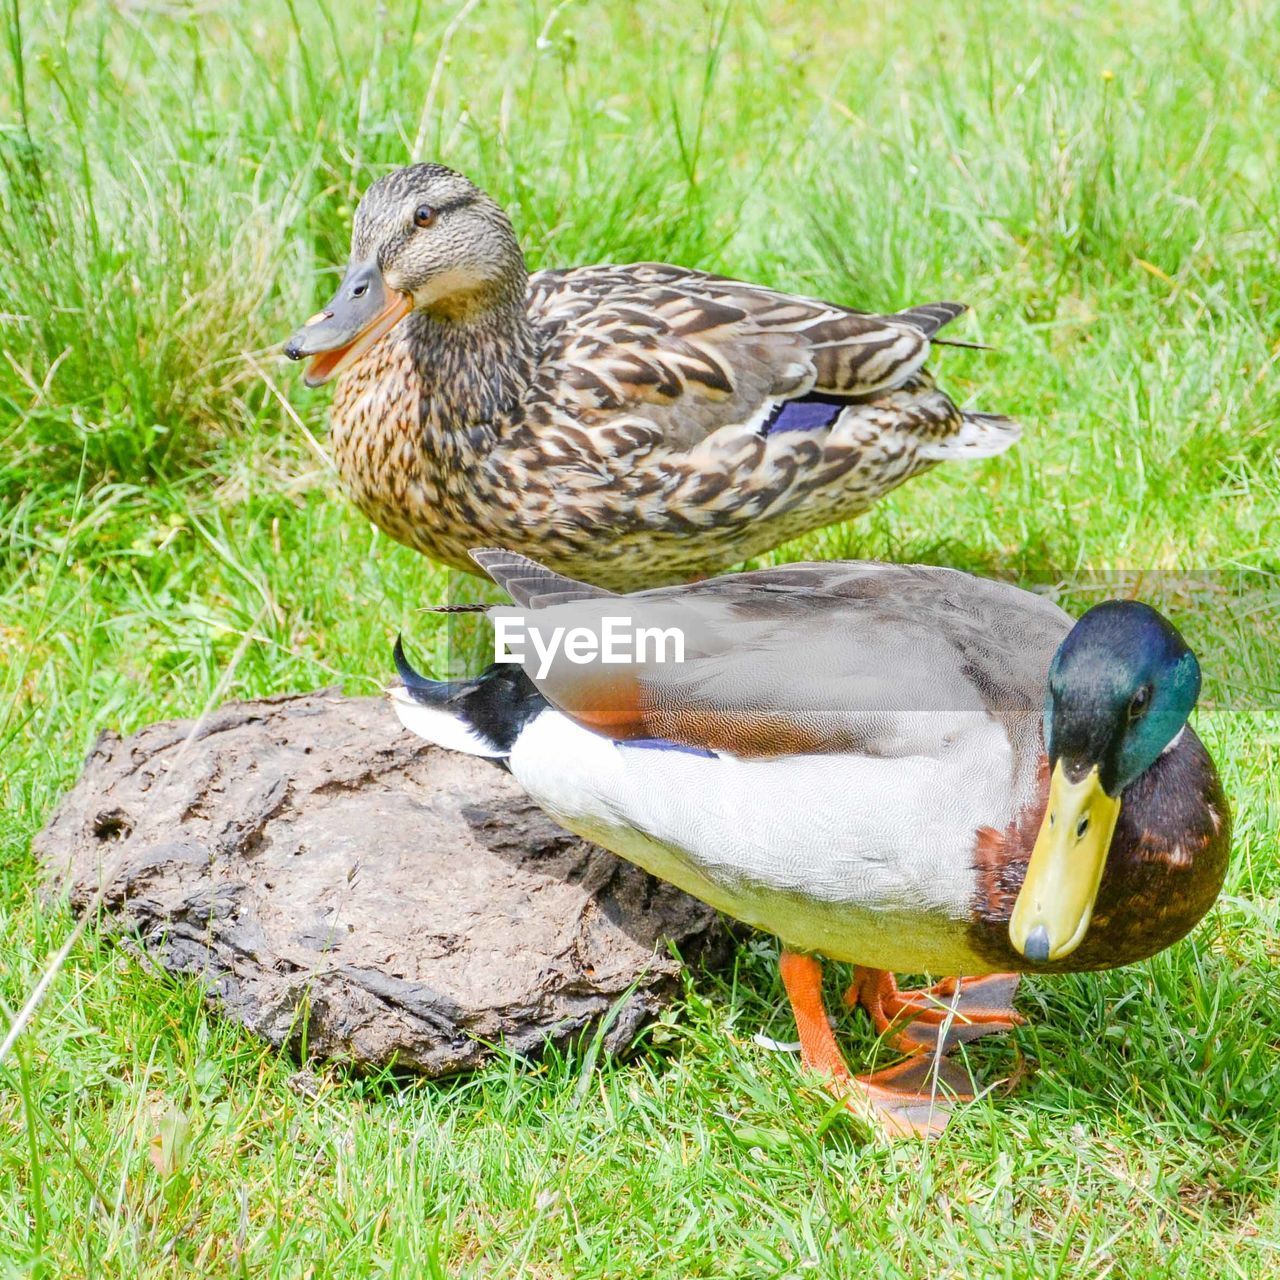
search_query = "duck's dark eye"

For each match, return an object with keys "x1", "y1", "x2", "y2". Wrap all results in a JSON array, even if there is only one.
[
  {"x1": 1128, "y1": 685, "x2": 1152, "y2": 720},
  {"x1": 413, "y1": 205, "x2": 437, "y2": 229}
]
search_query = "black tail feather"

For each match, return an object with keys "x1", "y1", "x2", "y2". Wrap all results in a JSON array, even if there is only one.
[
  {"x1": 393, "y1": 634, "x2": 453, "y2": 703},
  {"x1": 929, "y1": 336, "x2": 995, "y2": 352}
]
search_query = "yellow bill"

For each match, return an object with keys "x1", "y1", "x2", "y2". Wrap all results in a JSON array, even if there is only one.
[{"x1": 1008, "y1": 763, "x2": 1122, "y2": 963}]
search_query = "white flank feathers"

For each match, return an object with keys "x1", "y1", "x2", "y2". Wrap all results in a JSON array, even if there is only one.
[{"x1": 388, "y1": 686, "x2": 508, "y2": 757}]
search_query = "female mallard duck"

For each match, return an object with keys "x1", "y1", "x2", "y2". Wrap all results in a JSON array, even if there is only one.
[
  {"x1": 389, "y1": 551, "x2": 1230, "y2": 1136},
  {"x1": 283, "y1": 164, "x2": 1019, "y2": 591}
]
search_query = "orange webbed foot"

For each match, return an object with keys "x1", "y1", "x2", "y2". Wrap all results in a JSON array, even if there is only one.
[
  {"x1": 856, "y1": 1053, "x2": 978, "y2": 1137},
  {"x1": 845, "y1": 968, "x2": 1024, "y2": 1055},
  {"x1": 778, "y1": 950, "x2": 968, "y2": 1138}
]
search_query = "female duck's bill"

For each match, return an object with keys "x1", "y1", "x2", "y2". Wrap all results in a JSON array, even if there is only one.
[
  {"x1": 283, "y1": 260, "x2": 411, "y2": 387},
  {"x1": 1008, "y1": 600, "x2": 1202, "y2": 963}
]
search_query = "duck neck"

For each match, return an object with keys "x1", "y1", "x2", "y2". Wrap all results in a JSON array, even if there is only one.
[{"x1": 405, "y1": 290, "x2": 536, "y2": 451}]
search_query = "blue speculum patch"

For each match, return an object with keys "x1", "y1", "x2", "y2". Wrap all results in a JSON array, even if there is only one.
[
  {"x1": 762, "y1": 391, "x2": 853, "y2": 435},
  {"x1": 618, "y1": 737, "x2": 717, "y2": 758}
]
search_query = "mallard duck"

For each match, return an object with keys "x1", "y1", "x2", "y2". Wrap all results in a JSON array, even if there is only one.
[
  {"x1": 283, "y1": 164, "x2": 1019, "y2": 591},
  {"x1": 388, "y1": 551, "x2": 1230, "y2": 1136}
]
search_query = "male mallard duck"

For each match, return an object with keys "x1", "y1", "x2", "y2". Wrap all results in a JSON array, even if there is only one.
[
  {"x1": 283, "y1": 164, "x2": 1019, "y2": 591},
  {"x1": 389, "y1": 551, "x2": 1230, "y2": 1135}
]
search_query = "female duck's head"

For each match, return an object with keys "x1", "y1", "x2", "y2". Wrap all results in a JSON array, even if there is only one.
[
  {"x1": 284, "y1": 164, "x2": 526, "y2": 387},
  {"x1": 1009, "y1": 600, "x2": 1202, "y2": 964}
]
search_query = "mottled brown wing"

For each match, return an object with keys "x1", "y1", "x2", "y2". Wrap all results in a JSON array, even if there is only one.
[{"x1": 526, "y1": 264, "x2": 959, "y2": 451}]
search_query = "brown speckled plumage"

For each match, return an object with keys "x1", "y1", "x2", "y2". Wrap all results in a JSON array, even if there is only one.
[{"x1": 308, "y1": 166, "x2": 1021, "y2": 590}]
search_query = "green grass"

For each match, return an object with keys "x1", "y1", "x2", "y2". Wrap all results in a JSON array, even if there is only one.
[{"x1": 2, "y1": 0, "x2": 1279, "y2": 1273}]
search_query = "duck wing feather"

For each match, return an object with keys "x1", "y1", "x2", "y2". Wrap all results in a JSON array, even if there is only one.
[
  {"x1": 525, "y1": 264, "x2": 968, "y2": 451},
  {"x1": 476, "y1": 554, "x2": 1072, "y2": 783}
]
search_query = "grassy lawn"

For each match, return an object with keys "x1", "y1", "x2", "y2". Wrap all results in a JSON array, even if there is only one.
[{"x1": 2, "y1": 0, "x2": 1278, "y2": 1274}]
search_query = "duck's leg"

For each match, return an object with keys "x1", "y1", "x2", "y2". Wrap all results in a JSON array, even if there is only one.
[
  {"x1": 845, "y1": 968, "x2": 1024, "y2": 1054},
  {"x1": 778, "y1": 950, "x2": 962, "y2": 1137}
]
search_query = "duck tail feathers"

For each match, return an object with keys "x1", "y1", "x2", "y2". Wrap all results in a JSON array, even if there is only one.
[
  {"x1": 390, "y1": 635, "x2": 544, "y2": 758},
  {"x1": 917, "y1": 410, "x2": 1022, "y2": 461}
]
